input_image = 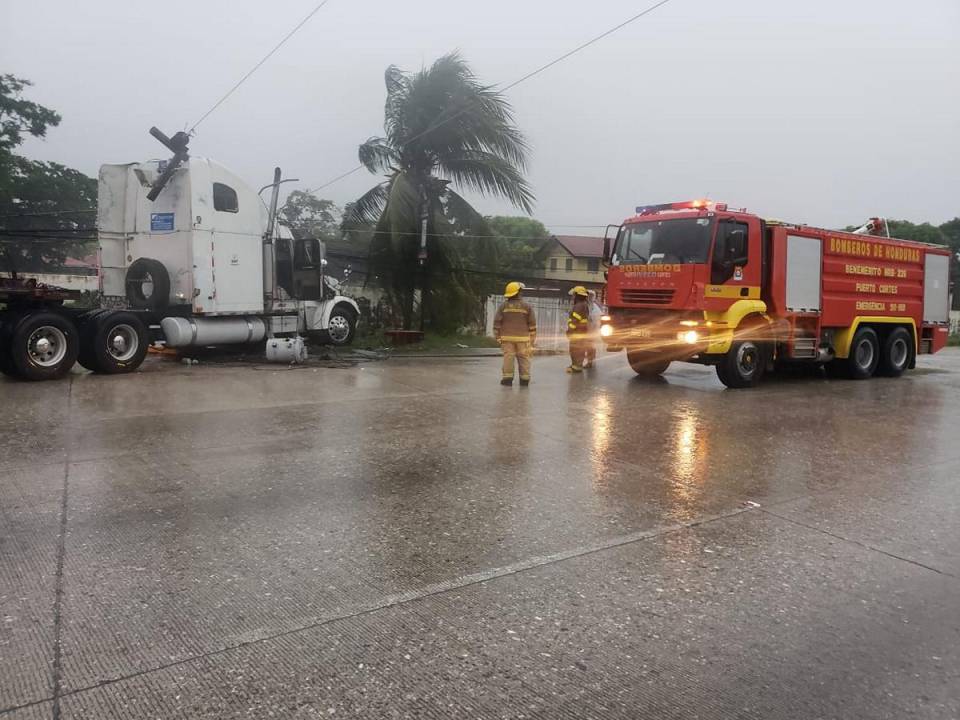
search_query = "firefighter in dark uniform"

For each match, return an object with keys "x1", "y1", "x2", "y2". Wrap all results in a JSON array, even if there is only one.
[
  {"x1": 566, "y1": 285, "x2": 590, "y2": 373},
  {"x1": 493, "y1": 282, "x2": 537, "y2": 386}
]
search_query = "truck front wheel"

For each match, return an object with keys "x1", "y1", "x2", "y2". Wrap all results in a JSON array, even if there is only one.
[
  {"x1": 323, "y1": 305, "x2": 357, "y2": 346},
  {"x1": 716, "y1": 340, "x2": 766, "y2": 388},
  {"x1": 8, "y1": 312, "x2": 80, "y2": 381},
  {"x1": 847, "y1": 327, "x2": 880, "y2": 379}
]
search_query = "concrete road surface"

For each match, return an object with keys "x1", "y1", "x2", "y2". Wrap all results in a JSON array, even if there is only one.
[{"x1": 2, "y1": 349, "x2": 959, "y2": 719}]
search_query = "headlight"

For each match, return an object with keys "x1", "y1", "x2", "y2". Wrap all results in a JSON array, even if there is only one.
[
  {"x1": 677, "y1": 330, "x2": 699, "y2": 344},
  {"x1": 600, "y1": 324, "x2": 614, "y2": 337}
]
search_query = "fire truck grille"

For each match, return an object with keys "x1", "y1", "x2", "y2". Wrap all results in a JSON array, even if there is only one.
[{"x1": 620, "y1": 289, "x2": 675, "y2": 305}]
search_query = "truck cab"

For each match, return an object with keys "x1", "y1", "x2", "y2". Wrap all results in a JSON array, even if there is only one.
[{"x1": 97, "y1": 154, "x2": 359, "y2": 350}]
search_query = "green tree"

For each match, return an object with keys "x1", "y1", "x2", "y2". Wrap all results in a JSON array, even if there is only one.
[
  {"x1": 938, "y1": 217, "x2": 960, "y2": 251},
  {"x1": 278, "y1": 191, "x2": 341, "y2": 241},
  {"x1": 0, "y1": 75, "x2": 96, "y2": 275},
  {"x1": 486, "y1": 215, "x2": 550, "y2": 271},
  {"x1": 343, "y1": 52, "x2": 534, "y2": 331},
  {"x1": 886, "y1": 219, "x2": 946, "y2": 245}
]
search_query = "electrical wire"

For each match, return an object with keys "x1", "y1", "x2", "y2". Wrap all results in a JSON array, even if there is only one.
[
  {"x1": 188, "y1": 0, "x2": 333, "y2": 132},
  {"x1": 0, "y1": 209, "x2": 96, "y2": 219},
  {"x1": 306, "y1": 0, "x2": 676, "y2": 193}
]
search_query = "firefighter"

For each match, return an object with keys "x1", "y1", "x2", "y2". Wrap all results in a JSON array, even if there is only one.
[
  {"x1": 566, "y1": 286, "x2": 591, "y2": 373},
  {"x1": 493, "y1": 281, "x2": 537, "y2": 386}
]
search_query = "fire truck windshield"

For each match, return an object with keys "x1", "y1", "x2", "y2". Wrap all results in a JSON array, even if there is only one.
[{"x1": 612, "y1": 217, "x2": 714, "y2": 265}]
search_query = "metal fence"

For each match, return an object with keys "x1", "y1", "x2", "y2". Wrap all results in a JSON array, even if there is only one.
[{"x1": 485, "y1": 295, "x2": 572, "y2": 352}]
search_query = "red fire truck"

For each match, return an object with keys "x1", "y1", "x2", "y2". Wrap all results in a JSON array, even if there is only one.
[{"x1": 599, "y1": 201, "x2": 953, "y2": 388}]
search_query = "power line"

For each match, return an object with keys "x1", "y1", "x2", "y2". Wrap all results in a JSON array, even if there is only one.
[
  {"x1": 189, "y1": 0, "x2": 332, "y2": 132},
  {"x1": 0, "y1": 209, "x2": 96, "y2": 219},
  {"x1": 306, "y1": 0, "x2": 676, "y2": 193}
]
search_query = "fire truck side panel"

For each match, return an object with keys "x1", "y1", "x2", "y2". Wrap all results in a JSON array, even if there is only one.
[{"x1": 820, "y1": 232, "x2": 925, "y2": 337}]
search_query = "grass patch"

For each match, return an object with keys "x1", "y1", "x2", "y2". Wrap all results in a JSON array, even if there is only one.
[
  {"x1": 948, "y1": 334, "x2": 960, "y2": 347},
  {"x1": 354, "y1": 328, "x2": 498, "y2": 353}
]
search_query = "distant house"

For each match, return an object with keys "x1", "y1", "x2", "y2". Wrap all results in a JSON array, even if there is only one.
[{"x1": 538, "y1": 235, "x2": 604, "y2": 291}]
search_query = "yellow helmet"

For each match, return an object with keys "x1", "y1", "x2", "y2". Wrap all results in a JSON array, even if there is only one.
[
  {"x1": 569, "y1": 285, "x2": 589, "y2": 297},
  {"x1": 504, "y1": 281, "x2": 525, "y2": 298}
]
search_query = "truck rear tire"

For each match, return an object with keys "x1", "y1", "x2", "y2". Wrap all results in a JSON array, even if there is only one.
[
  {"x1": 847, "y1": 326, "x2": 880, "y2": 379},
  {"x1": 627, "y1": 351, "x2": 670, "y2": 377},
  {"x1": 77, "y1": 309, "x2": 110, "y2": 371},
  {"x1": 8, "y1": 311, "x2": 80, "y2": 381},
  {"x1": 0, "y1": 312, "x2": 21, "y2": 377},
  {"x1": 877, "y1": 327, "x2": 912, "y2": 377},
  {"x1": 716, "y1": 340, "x2": 766, "y2": 388},
  {"x1": 84, "y1": 311, "x2": 149, "y2": 374}
]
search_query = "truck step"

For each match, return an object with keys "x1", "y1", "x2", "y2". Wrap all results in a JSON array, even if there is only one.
[{"x1": 791, "y1": 337, "x2": 818, "y2": 359}]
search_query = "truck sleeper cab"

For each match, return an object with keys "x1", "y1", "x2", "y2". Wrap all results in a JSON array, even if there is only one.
[{"x1": 600, "y1": 201, "x2": 952, "y2": 388}]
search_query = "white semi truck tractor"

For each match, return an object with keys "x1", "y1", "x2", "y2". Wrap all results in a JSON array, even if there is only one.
[{"x1": 0, "y1": 128, "x2": 359, "y2": 380}]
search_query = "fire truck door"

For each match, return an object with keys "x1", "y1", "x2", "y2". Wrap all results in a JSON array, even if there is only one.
[{"x1": 709, "y1": 218, "x2": 761, "y2": 296}]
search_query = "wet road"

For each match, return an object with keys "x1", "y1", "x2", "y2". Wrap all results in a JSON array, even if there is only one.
[{"x1": 2, "y1": 349, "x2": 959, "y2": 719}]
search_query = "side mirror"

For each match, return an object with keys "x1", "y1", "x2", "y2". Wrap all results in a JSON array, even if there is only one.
[{"x1": 602, "y1": 237, "x2": 611, "y2": 264}]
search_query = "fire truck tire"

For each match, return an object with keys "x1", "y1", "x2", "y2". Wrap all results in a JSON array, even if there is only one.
[
  {"x1": 77, "y1": 309, "x2": 111, "y2": 371},
  {"x1": 85, "y1": 311, "x2": 149, "y2": 374},
  {"x1": 8, "y1": 311, "x2": 80, "y2": 381},
  {"x1": 847, "y1": 326, "x2": 880, "y2": 380},
  {"x1": 716, "y1": 340, "x2": 766, "y2": 388},
  {"x1": 627, "y1": 351, "x2": 670, "y2": 377},
  {"x1": 877, "y1": 327, "x2": 912, "y2": 377},
  {"x1": 0, "y1": 312, "x2": 22, "y2": 377},
  {"x1": 126, "y1": 258, "x2": 170, "y2": 311}
]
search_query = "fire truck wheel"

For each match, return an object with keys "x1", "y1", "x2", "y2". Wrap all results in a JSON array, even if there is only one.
[
  {"x1": 716, "y1": 340, "x2": 766, "y2": 388},
  {"x1": 877, "y1": 327, "x2": 912, "y2": 377},
  {"x1": 87, "y1": 311, "x2": 149, "y2": 374},
  {"x1": 847, "y1": 326, "x2": 880, "y2": 380},
  {"x1": 627, "y1": 351, "x2": 670, "y2": 377},
  {"x1": 8, "y1": 311, "x2": 80, "y2": 381}
]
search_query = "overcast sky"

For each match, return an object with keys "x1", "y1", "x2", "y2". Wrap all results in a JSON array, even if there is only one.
[{"x1": 3, "y1": 0, "x2": 958, "y2": 233}]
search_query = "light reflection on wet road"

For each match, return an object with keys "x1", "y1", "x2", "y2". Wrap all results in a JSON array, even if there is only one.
[{"x1": 2, "y1": 349, "x2": 959, "y2": 719}]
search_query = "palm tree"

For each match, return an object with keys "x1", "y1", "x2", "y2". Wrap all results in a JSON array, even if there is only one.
[{"x1": 343, "y1": 52, "x2": 534, "y2": 331}]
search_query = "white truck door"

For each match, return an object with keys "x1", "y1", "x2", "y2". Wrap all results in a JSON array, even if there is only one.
[{"x1": 191, "y1": 159, "x2": 265, "y2": 315}]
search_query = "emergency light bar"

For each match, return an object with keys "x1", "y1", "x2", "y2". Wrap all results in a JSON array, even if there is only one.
[{"x1": 635, "y1": 199, "x2": 712, "y2": 215}]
